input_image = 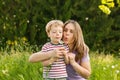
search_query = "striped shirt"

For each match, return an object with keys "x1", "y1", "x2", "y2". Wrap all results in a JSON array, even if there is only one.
[{"x1": 41, "y1": 42, "x2": 69, "y2": 78}]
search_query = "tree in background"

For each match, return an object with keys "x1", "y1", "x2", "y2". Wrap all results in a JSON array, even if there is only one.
[{"x1": 0, "y1": 0, "x2": 120, "y2": 55}]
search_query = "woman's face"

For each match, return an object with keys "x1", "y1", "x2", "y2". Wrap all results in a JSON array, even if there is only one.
[{"x1": 63, "y1": 23, "x2": 75, "y2": 45}]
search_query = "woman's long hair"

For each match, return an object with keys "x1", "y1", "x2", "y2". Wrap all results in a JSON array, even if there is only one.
[{"x1": 64, "y1": 20, "x2": 89, "y2": 62}]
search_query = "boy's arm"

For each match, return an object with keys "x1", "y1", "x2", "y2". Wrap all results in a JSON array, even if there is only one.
[
  {"x1": 41, "y1": 57, "x2": 57, "y2": 66},
  {"x1": 29, "y1": 51, "x2": 53, "y2": 62}
]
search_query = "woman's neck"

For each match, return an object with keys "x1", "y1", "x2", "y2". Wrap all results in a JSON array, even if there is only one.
[{"x1": 68, "y1": 43, "x2": 73, "y2": 51}]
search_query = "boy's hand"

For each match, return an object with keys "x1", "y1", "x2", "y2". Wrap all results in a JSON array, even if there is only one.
[{"x1": 51, "y1": 47, "x2": 65, "y2": 59}]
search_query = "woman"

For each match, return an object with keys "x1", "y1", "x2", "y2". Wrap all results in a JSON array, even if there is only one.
[
  {"x1": 63, "y1": 20, "x2": 91, "y2": 80},
  {"x1": 29, "y1": 20, "x2": 91, "y2": 80}
]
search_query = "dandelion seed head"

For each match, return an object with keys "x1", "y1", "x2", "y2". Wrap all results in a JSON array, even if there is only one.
[
  {"x1": 111, "y1": 65, "x2": 115, "y2": 69},
  {"x1": 116, "y1": 70, "x2": 119, "y2": 74},
  {"x1": 103, "y1": 67, "x2": 106, "y2": 70},
  {"x1": 2, "y1": 2, "x2": 5, "y2": 5},
  {"x1": 13, "y1": 15, "x2": 16, "y2": 18},
  {"x1": 85, "y1": 17, "x2": 89, "y2": 21},
  {"x1": 27, "y1": 20, "x2": 29, "y2": 23},
  {"x1": 2, "y1": 69, "x2": 8, "y2": 74}
]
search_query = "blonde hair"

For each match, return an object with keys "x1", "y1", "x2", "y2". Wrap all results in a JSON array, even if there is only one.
[
  {"x1": 46, "y1": 20, "x2": 64, "y2": 34},
  {"x1": 64, "y1": 20, "x2": 89, "y2": 62}
]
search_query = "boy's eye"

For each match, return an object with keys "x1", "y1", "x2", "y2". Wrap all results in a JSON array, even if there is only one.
[{"x1": 52, "y1": 31, "x2": 56, "y2": 33}]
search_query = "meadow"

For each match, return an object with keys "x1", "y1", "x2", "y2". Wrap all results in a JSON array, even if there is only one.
[{"x1": 0, "y1": 51, "x2": 120, "y2": 80}]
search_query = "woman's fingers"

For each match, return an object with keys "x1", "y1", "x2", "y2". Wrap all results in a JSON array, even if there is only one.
[{"x1": 68, "y1": 53, "x2": 75, "y2": 63}]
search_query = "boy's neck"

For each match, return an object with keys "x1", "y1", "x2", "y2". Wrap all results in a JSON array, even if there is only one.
[{"x1": 50, "y1": 41, "x2": 59, "y2": 45}]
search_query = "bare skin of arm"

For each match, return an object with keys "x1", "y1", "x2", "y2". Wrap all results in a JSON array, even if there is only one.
[
  {"x1": 37, "y1": 49, "x2": 69, "y2": 66},
  {"x1": 68, "y1": 53, "x2": 91, "y2": 79},
  {"x1": 41, "y1": 58, "x2": 57, "y2": 66},
  {"x1": 29, "y1": 51, "x2": 53, "y2": 62},
  {"x1": 29, "y1": 47, "x2": 65, "y2": 63}
]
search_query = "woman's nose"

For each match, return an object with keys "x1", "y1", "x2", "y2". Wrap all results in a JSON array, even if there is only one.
[{"x1": 66, "y1": 31, "x2": 70, "y2": 35}]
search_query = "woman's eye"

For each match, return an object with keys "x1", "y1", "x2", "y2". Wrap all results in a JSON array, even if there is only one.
[{"x1": 70, "y1": 30, "x2": 73, "y2": 33}]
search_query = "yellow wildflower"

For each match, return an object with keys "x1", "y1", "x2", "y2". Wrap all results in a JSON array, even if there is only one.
[
  {"x1": 14, "y1": 40, "x2": 18, "y2": 45},
  {"x1": 106, "y1": 0, "x2": 114, "y2": 2},
  {"x1": 99, "y1": 5, "x2": 111, "y2": 15},
  {"x1": 106, "y1": 2, "x2": 114, "y2": 8},
  {"x1": 101, "y1": 0, "x2": 107, "y2": 4},
  {"x1": 6, "y1": 40, "x2": 12, "y2": 45},
  {"x1": 22, "y1": 37, "x2": 27, "y2": 41}
]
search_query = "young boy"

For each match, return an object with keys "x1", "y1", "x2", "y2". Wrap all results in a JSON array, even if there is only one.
[{"x1": 42, "y1": 20, "x2": 69, "y2": 80}]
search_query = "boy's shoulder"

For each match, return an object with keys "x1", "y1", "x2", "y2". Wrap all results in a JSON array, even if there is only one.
[{"x1": 43, "y1": 42, "x2": 51, "y2": 46}]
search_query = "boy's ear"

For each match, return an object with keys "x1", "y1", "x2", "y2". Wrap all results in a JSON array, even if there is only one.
[{"x1": 47, "y1": 32, "x2": 50, "y2": 38}]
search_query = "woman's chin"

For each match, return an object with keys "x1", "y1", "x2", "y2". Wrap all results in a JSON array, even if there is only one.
[{"x1": 63, "y1": 41, "x2": 68, "y2": 44}]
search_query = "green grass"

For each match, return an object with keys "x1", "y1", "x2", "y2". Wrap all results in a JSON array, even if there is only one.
[
  {"x1": 0, "y1": 52, "x2": 43, "y2": 80},
  {"x1": 0, "y1": 51, "x2": 120, "y2": 80},
  {"x1": 89, "y1": 51, "x2": 120, "y2": 80}
]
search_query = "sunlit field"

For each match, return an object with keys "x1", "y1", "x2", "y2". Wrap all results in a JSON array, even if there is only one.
[
  {"x1": 89, "y1": 51, "x2": 120, "y2": 80},
  {"x1": 0, "y1": 51, "x2": 120, "y2": 80}
]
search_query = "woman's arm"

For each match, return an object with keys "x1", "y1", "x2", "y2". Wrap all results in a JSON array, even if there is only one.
[{"x1": 68, "y1": 53, "x2": 91, "y2": 79}]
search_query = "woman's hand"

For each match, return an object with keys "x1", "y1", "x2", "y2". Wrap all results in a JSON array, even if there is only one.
[
  {"x1": 68, "y1": 53, "x2": 76, "y2": 64},
  {"x1": 68, "y1": 53, "x2": 91, "y2": 79},
  {"x1": 62, "y1": 50, "x2": 69, "y2": 64}
]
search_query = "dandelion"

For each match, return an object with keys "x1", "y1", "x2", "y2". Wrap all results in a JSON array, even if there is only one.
[
  {"x1": 111, "y1": 65, "x2": 115, "y2": 69},
  {"x1": 3, "y1": 24, "x2": 6, "y2": 29},
  {"x1": 2, "y1": 69, "x2": 8, "y2": 74},
  {"x1": 27, "y1": 20, "x2": 29, "y2": 23},
  {"x1": 85, "y1": 17, "x2": 89, "y2": 21},
  {"x1": 13, "y1": 15, "x2": 16, "y2": 18},
  {"x1": 2, "y1": 1, "x2": 5, "y2": 5},
  {"x1": 116, "y1": 70, "x2": 120, "y2": 74},
  {"x1": 118, "y1": 52, "x2": 120, "y2": 55},
  {"x1": 35, "y1": 25, "x2": 38, "y2": 27},
  {"x1": 115, "y1": 64, "x2": 118, "y2": 67},
  {"x1": 6, "y1": 17, "x2": 8, "y2": 20},
  {"x1": 103, "y1": 67, "x2": 106, "y2": 70},
  {"x1": 59, "y1": 40, "x2": 64, "y2": 44}
]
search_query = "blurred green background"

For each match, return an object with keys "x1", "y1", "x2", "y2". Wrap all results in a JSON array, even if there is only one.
[
  {"x1": 0, "y1": 0, "x2": 120, "y2": 55},
  {"x1": 0, "y1": 0, "x2": 120, "y2": 80}
]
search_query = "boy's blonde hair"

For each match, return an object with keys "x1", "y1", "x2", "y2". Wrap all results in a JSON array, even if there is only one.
[{"x1": 46, "y1": 20, "x2": 64, "y2": 33}]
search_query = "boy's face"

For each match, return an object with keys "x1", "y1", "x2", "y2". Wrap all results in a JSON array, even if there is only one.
[{"x1": 48, "y1": 26, "x2": 63, "y2": 44}]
